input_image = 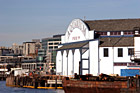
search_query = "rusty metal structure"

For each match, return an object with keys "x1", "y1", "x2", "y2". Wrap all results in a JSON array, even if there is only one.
[{"x1": 63, "y1": 74, "x2": 140, "y2": 93}]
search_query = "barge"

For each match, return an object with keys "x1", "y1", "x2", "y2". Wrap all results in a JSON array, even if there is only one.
[{"x1": 63, "y1": 74, "x2": 140, "y2": 93}]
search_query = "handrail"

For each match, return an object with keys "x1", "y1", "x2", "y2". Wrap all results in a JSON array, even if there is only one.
[{"x1": 130, "y1": 51, "x2": 140, "y2": 61}]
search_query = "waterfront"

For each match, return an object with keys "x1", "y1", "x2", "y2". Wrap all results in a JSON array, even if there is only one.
[{"x1": 0, "y1": 81, "x2": 64, "y2": 93}]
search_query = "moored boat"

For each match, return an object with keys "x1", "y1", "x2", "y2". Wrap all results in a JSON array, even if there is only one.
[{"x1": 63, "y1": 74, "x2": 140, "y2": 93}]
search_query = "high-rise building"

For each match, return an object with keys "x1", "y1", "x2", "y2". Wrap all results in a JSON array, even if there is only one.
[
  {"x1": 23, "y1": 39, "x2": 42, "y2": 58},
  {"x1": 23, "y1": 42, "x2": 36, "y2": 57},
  {"x1": 41, "y1": 34, "x2": 63, "y2": 73},
  {"x1": 12, "y1": 43, "x2": 23, "y2": 55}
]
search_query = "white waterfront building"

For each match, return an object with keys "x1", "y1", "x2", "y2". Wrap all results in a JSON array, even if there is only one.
[{"x1": 56, "y1": 18, "x2": 140, "y2": 76}]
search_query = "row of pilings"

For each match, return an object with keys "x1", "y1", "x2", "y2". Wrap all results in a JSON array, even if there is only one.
[
  {"x1": 0, "y1": 74, "x2": 7, "y2": 81},
  {"x1": 6, "y1": 74, "x2": 64, "y2": 89}
]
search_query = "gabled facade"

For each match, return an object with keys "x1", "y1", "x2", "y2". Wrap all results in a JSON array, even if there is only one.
[{"x1": 56, "y1": 18, "x2": 140, "y2": 76}]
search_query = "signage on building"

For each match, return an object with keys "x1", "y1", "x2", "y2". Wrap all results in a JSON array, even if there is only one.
[{"x1": 65, "y1": 19, "x2": 89, "y2": 43}]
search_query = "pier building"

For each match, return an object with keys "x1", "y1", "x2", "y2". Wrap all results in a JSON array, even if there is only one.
[{"x1": 56, "y1": 18, "x2": 140, "y2": 76}]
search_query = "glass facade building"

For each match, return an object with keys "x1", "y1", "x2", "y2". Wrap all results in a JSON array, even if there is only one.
[{"x1": 41, "y1": 34, "x2": 63, "y2": 73}]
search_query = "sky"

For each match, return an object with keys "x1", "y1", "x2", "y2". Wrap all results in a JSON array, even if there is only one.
[{"x1": 0, "y1": 0, "x2": 140, "y2": 47}]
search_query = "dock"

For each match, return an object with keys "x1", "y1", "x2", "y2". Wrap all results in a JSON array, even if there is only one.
[
  {"x1": 6, "y1": 74, "x2": 64, "y2": 89},
  {"x1": 0, "y1": 74, "x2": 7, "y2": 81}
]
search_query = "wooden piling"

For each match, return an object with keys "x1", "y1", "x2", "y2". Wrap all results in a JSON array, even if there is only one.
[{"x1": 6, "y1": 75, "x2": 63, "y2": 89}]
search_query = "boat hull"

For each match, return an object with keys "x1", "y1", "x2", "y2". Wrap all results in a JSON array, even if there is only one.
[{"x1": 63, "y1": 77, "x2": 140, "y2": 93}]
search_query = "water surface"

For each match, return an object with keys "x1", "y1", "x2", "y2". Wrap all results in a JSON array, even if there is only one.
[{"x1": 0, "y1": 81, "x2": 64, "y2": 93}]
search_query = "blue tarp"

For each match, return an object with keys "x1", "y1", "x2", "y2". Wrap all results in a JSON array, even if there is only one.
[{"x1": 121, "y1": 69, "x2": 140, "y2": 76}]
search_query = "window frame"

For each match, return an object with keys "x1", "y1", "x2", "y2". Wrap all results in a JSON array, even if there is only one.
[
  {"x1": 104, "y1": 48, "x2": 109, "y2": 57},
  {"x1": 128, "y1": 48, "x2": 134, "y2": 56},
  {"x1": 110, "y1": 31, "x2": 121, "y2": 36},
  {"x1": 118, "y1": 48, "x2": 123, "y2": 57}
]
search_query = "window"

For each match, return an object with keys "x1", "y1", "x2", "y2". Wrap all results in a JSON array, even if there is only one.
[
  {"x1": 54, "y1": 46, "x2": 58, "y2": 49},
  {"x1": 128, "y1": 48, "x2": 134, "y2": 55},
  {"x1": 118, "y1": 48, "x2": 123, "y2": 57},
  {"x1": 124, "y1": 31, "x2": 134, "y2": 35},
  {"x1": 49, "y1": 46, "x2": 53, "y2": 49},
  {"x1": 96, "y1": 32, "x2": 107, "y2": 36},
  {"x1": 104, "y1": 48, "x2": 109, "y2": 57},
  {"x1": 110, "y1": 31, "x2": 121, "y2": 35},
  {"x1": 49, "y1": 43, "x2": 53, "y2": 45},
  {"x1": 54, "y1": 43, "x2": 59, "y2": 45}
]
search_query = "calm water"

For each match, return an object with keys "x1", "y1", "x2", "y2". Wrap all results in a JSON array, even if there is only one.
[{"x1": 0, "y1": 81, "x2": 64, "y2": 93}]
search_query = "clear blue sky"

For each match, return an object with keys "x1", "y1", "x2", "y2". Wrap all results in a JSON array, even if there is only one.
[{"x1": 0, "y1": 0, "x2": 140, "y2": 47}]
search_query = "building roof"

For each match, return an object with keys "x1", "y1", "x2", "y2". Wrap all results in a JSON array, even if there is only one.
[
  {"x1": 57, "y1": 36, "x2": 134, "y2": 50},
  {"x1": 84, "y1": 18, "x2": 140, "y2": 31},
  {"x1": 42, "y1": 34, "x2": 62, "y2": 41},
  {"x1": 23, "y1": 42, "x2": 36, "y2": 43},
  {"x1": 99, "y1": 36, "x2": 134, "y2": 47},
  {"x1": 58, "y1": 41, "x2": 88, "y2": 50}
]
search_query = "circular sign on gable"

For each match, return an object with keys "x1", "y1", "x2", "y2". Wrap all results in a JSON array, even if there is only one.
[{"x1": 65, "y1": 19, "x2": 89, "y2": 43}]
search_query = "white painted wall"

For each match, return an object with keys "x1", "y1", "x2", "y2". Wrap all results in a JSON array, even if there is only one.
[
  {"x1": 121, "y1": 31, "x2": 123, "y2": 35},
  {"x1": 113, "y1": 47, "x2": 134, "y2": 62},
  {"x1": 74, "y1": 49, "x2": 80, "y2": 75},
  {"x1": 68, "y1": 50, "x2": 73, "y2": 76},
  {"x1": 135, "y1": 37, "x2": 140, "y2": 51},
  {"x1": 65, "y1": 19, "x2": 90, "y2": 43},
  {"x1": 89, "y1": 30, "x2": 94, "y2": 39},
  {"x1": 68, "y1": 28, "x2": 86, "y2": 42},
  {"x1": 99, "y1": 46, "x2": 133, "y2": 75},
  {"x1": 107, "y1": 32, "x2": 110, "y2": 36},
  {"x1": 56, "y1": 51, "x2": 62, "y2": 75},
  {"x1": 114, "y1": 66, "x2": 127, "y2": 75},
  {"x1": 99, "y1": 47, "x2": 113, "y2": 75},
  {"x1": 89, "y1": 40, "x2": 99, "y2": 76},
  {"x1": 62, "y1": 50, "x2": 67, "y2": 76},
  {"x1": 56, "y1": 45, "x2": 134, "y2": 76}
]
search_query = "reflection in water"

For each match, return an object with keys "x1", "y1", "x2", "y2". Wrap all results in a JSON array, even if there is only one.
[{"x1": 0, "y1": 81, "x2": 64, "y2": 93}]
